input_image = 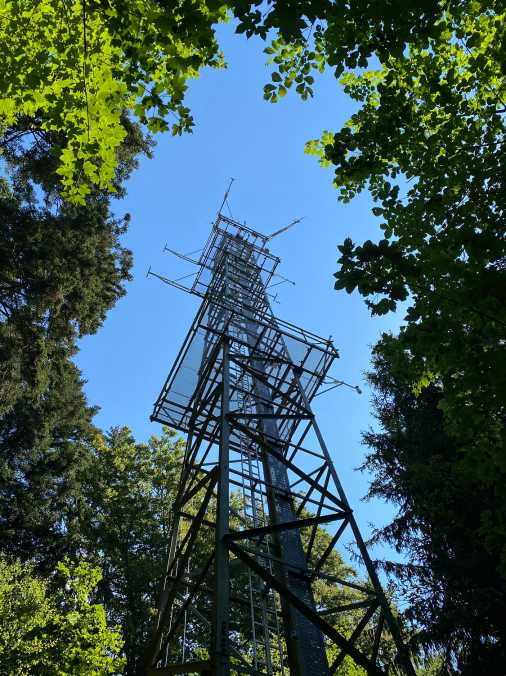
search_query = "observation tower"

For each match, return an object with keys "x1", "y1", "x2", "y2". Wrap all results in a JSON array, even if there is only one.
[{"x1": 145, "y1": 205, "x2": 414, "y2": 676}]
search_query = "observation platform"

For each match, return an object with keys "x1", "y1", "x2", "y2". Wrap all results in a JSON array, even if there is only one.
[{"x1": 151, "y1": 214, "x2": 338, "y2": 444}]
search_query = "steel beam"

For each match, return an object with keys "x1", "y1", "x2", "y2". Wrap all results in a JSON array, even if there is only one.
[{"x1": 212, "y1": 336, "x2": 231, "y2": 675}]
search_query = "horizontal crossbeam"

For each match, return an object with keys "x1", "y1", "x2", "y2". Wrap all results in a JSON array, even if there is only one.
[
  {"x1": 228, "y1": 412, "x2": 313, "y2": 420},
  {"x1": 230, "y1": 419, "x2": 348, "y2": 512},
  {"x1": 147, "y1": 660, "x2": 211, "y2": 675},
  {"x1": 225, "y1": 511, "x2": 348, "y2": 543}
]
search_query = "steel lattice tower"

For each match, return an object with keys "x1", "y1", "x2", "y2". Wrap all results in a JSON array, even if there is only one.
[{"x1": 145, "y1": 212, "x2": 415, "y2": 676}]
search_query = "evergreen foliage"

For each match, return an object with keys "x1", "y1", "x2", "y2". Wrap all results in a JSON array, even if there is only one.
[
  {"x1": 361, "y1": 344, "x2": 506, "y2": 673},
  {"x1": 0, "y1": 354, "x2": 95, "y2": 566},
  {"x1": 0, "y1": 114, "x2": 150, "y2": 567}
]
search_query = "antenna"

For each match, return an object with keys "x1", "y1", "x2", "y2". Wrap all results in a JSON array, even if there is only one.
[
  {"x1": 266, "y1": 216, "x2": 304, "y2": 242},
  {"x1": 218, "y1": 177, "x2": 235, "y2": 217},
  {"x1": 314, "y1": 376, "x2": 362, "y2": 397},
  {"x1": 163, "y1": 245, "x2": 206, "y2": 268}
]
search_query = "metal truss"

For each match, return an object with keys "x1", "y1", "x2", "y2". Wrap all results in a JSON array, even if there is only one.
[{"x1": 145, "y1": 214, "x2": 415, "y2": 675}]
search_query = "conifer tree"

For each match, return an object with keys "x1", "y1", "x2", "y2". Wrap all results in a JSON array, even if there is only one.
[
  {"x1": 0, "y1": 117, "x2": 151, "y2": 567},
  {"x1": 361, "y1": 341, "x2": 506, "y2": 673}
]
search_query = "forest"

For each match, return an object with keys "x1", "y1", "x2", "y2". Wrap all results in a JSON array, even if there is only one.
[{"x1": 0, "y1": 0, "x2": 504, "y2": 674}]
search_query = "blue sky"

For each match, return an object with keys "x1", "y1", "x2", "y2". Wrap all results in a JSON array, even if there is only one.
[{"x1": 75, "y1": 23, "x2": 405, "y2": 564}]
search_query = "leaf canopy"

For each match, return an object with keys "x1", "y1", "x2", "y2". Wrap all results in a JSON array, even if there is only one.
[{"x1": 0, "y1": 0, "x2": 227, "y2": 201}]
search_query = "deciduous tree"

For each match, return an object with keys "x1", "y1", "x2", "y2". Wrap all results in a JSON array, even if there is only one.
[
  {"x1": 78, "y1": 427, "x2": 185, "y2": 674},
  {"x1": 0, "y1": 0, "x2": 226, "y2": 201},
  {"x1": 0, "y1": 556, "x2": 124, "y2": 674}
]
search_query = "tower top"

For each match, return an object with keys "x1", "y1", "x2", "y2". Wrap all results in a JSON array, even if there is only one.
[{"x1": 191, "y1": 213, "x2": 281, "y2": 298}]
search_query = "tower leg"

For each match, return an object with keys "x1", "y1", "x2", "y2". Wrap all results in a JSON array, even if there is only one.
[
  {"x1": 212, "y1": 337, "x2": 231, "y2": 675},
  {"x1": 247, "y1": 323, "x2": 330, "y2": 676}
]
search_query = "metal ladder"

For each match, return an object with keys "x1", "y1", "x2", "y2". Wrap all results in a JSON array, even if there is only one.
[{"x1": 236, "y1": 370, "x2": 286, "y2": 675}]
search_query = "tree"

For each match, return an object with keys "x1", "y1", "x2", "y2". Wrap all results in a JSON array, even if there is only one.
[
  {"x1": 76, "y1": 427, "x2": 185, "y2": 675},
  {"x1": 0, "y1": 556, "x2": 124, "y2": 674},
  {"x1": 0, "y1": 0, "x2": 467, "y2": 201},
  {"x1": 3, "y1": 1, "x2": 503, "y2": 668},
  {"x1": 309, "y1": 2, "x2": 505, "y2": 490},
  {"x1": 0, "y1": 354, "x2": 96, "y2": 567},
  {"x1": 360, "y1": 339, "x2": 506, "y2": 673},
  {"x1": 0, "y1": 0, "x2": 227, "y2": 201},
  {"x1": 0, "y1": 114, "x2": 150, "y2": 568}
]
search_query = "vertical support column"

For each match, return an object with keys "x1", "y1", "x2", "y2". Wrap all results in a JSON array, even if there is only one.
[
  {"x1": 212, "y1": 253, "x2": 231, "y2": 675},
  {"x1": 245, "y1": 322, "x2": 330, "y2": 676}
]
